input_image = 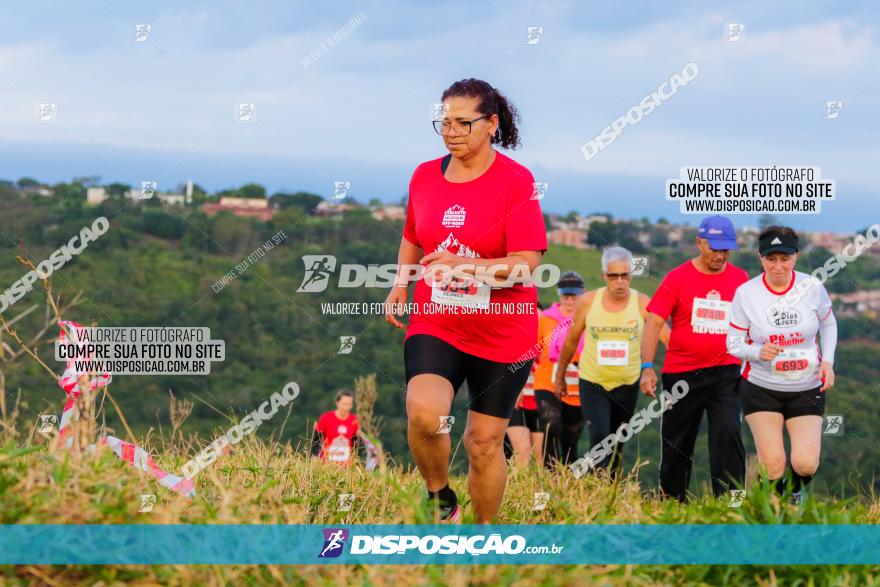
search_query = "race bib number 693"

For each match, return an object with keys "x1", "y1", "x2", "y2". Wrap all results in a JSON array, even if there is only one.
[{"x1": 770, "y1": 348, "x2": 817, "y2": 381}]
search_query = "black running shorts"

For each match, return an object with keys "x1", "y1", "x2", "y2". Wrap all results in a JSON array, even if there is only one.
[
  {"x1": 509, "y1": 407, "x2": 539, "y2": 432},
  {"x1": 404, "y1": 334, "x2": 533, "y2": 419},
  {"x1": 740, "y1": 378, "x2": 825, "y2": 419}
]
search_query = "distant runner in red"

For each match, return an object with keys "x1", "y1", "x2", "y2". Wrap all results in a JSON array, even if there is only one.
[
  {"x1": 640, "y1": 215, "x2": 749, "y2": 501},
  {"x1": 311, "y1": 390, "x2": 360, "y2": 465},
  {"x1": 385, "y1": 78, "x2": 547, "y2": 523}
]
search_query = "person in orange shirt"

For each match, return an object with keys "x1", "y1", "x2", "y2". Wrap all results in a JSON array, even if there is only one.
[
  {"x1": 507, "y1": 345, "x2": 544, "y2": 467},
  {"x1": 533, "y1": 272, "x2": 586, "y2": 467}
]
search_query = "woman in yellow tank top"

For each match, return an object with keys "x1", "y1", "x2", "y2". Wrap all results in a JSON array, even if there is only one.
[{"x1": 555, "y1": 247, "x2": 670, "y2": 475}]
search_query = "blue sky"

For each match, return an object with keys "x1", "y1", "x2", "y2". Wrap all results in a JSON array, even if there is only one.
[{"x1": 0, "y1": 0, "x2": 878, "y2": 231}]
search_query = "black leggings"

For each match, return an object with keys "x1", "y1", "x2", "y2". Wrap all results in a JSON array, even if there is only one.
[
  {"x1": 579, "y1": 379, "x2": 640, "y2": 474},
  {"x1": 534, "y1": 390, "x2": 584, "y2": 467}
]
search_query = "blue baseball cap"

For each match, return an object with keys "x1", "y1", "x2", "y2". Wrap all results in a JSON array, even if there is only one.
[{"x1": 698, "y1": 215, "x2": 738, "y2": 250}]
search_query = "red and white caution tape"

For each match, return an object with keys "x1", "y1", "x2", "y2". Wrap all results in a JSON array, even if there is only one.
[
  {"x1": 57, "y1": 319, "x2": 112, "y2": 395},
  {"x1": 54, "y1": 320, "x2": 195, "y2": 497},
  {"x1": 100, "y1": 435, "x2": 196, "y2": 497}
]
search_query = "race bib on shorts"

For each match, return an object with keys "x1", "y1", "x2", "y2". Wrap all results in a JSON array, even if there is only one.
[
  {"x1": 597, "y1": 340, "x2": 628, "y2": 366},
  {"x1": 770, "y1": 348, "x2": 817, "y2": 381},
  {"x1": 431, "y1": 276, "x2": 490, "y2": 309},
  {"x1": 691, "y1": 295, "x2": 731, "y2": 333}
]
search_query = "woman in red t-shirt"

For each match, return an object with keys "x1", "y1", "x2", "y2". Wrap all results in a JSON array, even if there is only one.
[
  {"x1": 384, "y1": 78, "x2": 547, "y2": 523},
  {"x1": 310, "y1": 389, "x2": 361, "y2": 465}
]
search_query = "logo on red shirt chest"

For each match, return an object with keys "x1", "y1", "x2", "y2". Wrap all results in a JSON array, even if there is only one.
[
  {"x1": 436, "y1": 233, "x2": 480, "y2": 259},
  {"x1": 442, "y1": 205, "x2": 466, "y2": 228},
  {"x1": 337, "y1": 424, "x2": 348, "y2": 435}
]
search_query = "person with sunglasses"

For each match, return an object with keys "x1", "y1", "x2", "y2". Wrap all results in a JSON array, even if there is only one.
[
  {"x1": 555, "y1": 247, "x2": 669, "y2": 475},
  {"x1": 726, "y1": 226, "x2": 837, "y2": 504},
  {"x1": 640, "y1": 215, "x2": 749, "y2": 501},
  {"x1": 384, "y1": 79, "x2": 546, "y2": 523}
]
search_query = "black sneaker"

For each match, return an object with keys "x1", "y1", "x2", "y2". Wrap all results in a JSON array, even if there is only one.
[
  {"x1": 440, "y1": 501, "x2": 461, "y2": 523},
  {"x1": 429, "y1": 489, "x2": 461, "y2": 523}
]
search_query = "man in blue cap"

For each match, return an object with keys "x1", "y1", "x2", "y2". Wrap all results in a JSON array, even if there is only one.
[{"x1": 639, "y1": 216, "x2": 749, "y2": 501}]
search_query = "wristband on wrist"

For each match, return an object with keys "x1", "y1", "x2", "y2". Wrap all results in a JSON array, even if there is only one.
[{"x1": 640, "y1": 362, "x2": 654, "y2": 371}]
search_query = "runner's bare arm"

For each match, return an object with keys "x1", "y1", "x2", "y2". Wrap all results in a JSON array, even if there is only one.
[
  {"x1": 385, "y1": 238, "x2": 422, "y2": 329},
  {"x1": 640, "y1": 313, "x2": 665, "y2": 366},
  {"x1": 639, "y1": 312, "x2": 665, "y2": 397},
  {"x1": 639, "y1": 293, "x2": 670, "y2": 346},
  {"x1": 395, "y1": 237, "x2": 423, "y2": 286}
]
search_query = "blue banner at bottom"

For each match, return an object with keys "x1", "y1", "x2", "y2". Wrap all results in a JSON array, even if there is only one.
[{"x1": 1, "y1": 524, "x2": 878, "y2": 565}]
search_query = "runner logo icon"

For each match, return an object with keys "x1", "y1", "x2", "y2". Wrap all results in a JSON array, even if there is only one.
[
  {"x1": 297, "y1": 255, "x2": 338, "y2": 292},
  {"x1": 319, "y1": 528, "x2": 349, "y2": 558}
]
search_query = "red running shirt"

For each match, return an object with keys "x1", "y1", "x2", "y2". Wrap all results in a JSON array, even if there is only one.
[
  {"x1": 646, "y1": 260, "x2": 749, "y2": 374},
  {"x1": 315, "y1": 411, "x2": 359, "y2": 464},
  {"x1": 403, "y1": 152, "x2": 547, "y2": 363}
]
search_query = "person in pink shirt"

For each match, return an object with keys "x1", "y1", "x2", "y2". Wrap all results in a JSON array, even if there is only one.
[{"x1": 384, "y1": 78, "x2": 547, "y2": 523}]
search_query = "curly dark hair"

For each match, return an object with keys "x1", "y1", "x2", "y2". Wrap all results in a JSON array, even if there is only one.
[{"x1": 441, "y1": 78, "x2": 521, "y2": 150}]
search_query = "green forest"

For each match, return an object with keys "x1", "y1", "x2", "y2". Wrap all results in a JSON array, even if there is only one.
[{"x1": 2, "y1": 181, "x2": 880, "y2": 498}]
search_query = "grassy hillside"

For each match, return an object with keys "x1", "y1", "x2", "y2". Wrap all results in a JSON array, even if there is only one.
[
  {"x1": 2, "y1": 416, "x2": 880, "y2": 585},
  {"x1": 1, "y1": 193, "x2": 880, "y2": 499}
]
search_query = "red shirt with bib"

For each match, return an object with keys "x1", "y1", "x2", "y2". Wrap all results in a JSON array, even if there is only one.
[
  {"x1": 646, "y1": 260, "x2": 748, "y2": 373},
  {"x1": 315, "y1": 411, "x2": 359, "y2": 464},
  {"x1": 403, "y1": 152, "x2": 547, "y2": 363}
]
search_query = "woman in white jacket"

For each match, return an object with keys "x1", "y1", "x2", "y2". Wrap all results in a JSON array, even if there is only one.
[{"x1": 726, "y1": 225, "x2": 837, "y2": 503}]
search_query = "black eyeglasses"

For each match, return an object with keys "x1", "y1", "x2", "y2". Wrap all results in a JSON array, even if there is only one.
[{"x1": 433, "y1": 115, "x2": 490, "y2": 136}]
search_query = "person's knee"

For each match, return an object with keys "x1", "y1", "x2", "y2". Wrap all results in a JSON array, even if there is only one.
[
  {"x1": 585, "y1": 416, "x2": 609, "y2": 444},
  {"x1": 762, "y1": 452, "x2": 787, "y2": 479},
  {"x1": 565, "y1": 423, "x2": 585, "y2": 447},
  {"x1": 406, "y1": 395, "x2": 447, "y2": 436},
  {"x1": 790, "y1": 450, "x2": 819, "y2": 477},
  {"x1": 464, "y1": 427, "x2": 504, "y2": 465}
]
